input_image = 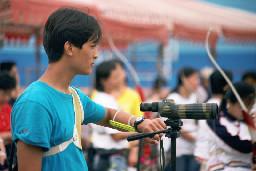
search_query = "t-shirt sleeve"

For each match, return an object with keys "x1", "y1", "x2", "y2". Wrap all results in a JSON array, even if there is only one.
[
  {"x1": 76, "y1": 89, "x2": 105, "y2": 125},
  {"x1": 11, "y1": 101, "x2": 52, "y2": 151}
]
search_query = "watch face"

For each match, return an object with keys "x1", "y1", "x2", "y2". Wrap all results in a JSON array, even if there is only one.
[
  {"x1": 133, "y1": 116, "x2": 145, "y2": 132},
  {"x1": 136, "y1": 116, "x2": 143, "y2": 121}
]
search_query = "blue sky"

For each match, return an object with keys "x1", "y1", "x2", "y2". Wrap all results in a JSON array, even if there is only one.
[{"x1": 199, "y1": 0, "x2": 256, "y2": 13}]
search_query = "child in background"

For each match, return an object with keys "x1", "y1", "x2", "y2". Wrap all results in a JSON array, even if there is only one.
[
  {"x1": 0, "y1": 74, "x2": 16, "y2": 168},
  {"x1": 206, "y1": 82, "x2": 256, "y2": 171}
]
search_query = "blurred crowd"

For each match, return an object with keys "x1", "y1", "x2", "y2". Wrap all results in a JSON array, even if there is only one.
[
  {"x1": 1, "y1": 59, "x2": 256, "y2": 171},
  {"x1": 0, "y1": 62, "x2": 19, "y2": 170}
]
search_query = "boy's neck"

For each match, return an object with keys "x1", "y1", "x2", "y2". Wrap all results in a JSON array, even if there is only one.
[{"x1": 38, "y1": 62, "x2": 74, "y2": 94}]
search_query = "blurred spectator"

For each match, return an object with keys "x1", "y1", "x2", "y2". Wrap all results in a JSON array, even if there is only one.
[
  {"x1": 209, "y1": 70, "x2": 233, "y2": 101},
  {"x1": 206, "y1": 82, "x2": 255, "y2": 171},
  {"x1": 0, "y1": 62, "x2": 20, "y2": 106},
  {"x1": 90, "y1": 59, "x2": 142, "y2": 170},
  {"x1": 145, "y1": 77, "x2": 171, "y2": 171},
  {"x1": 107, "y1": 59, "x2": 143, "y2": 170},
  {"x1": 138, "y1": 76, "x2": 168, "y2": 170},
  {"x1": 106, "y1": 59, "x2": 143, "y2": 117},
  {"x1": 146, "y1": 76, "x2": 169, "y2": 123},
  {"x1": 242, "y1": 70, "x2": 256, "y2": 116},
  {"x1": 242, "y1": 71, "x2": 256, "y2": 89},
  {"x1": 196, "y1": 67, "x2": 214, "y2": 103},
  {"x1": 194, "y1": 69, "x2": 233, "y2": 171},
  {"x1": 90, "y1": 60, "x2": 136, "y2": 171},
  {"x1": 147, "y1": 76, "x2": 169, "y2": 103},
  {"x1": 164, "y1": 67, "x2": 200, "y2": 171},
  {"x1": 0, "y1": 74, "x2": 16, "y2": 169}
]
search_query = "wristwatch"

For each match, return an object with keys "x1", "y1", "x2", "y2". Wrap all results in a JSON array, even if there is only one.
[{"x1": 133, "y1": 116, "x2": 146, "y2": 132}]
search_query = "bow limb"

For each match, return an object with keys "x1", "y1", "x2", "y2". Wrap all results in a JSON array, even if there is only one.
[
  {"x1": 107, "y1": 35, "x2": 140, "y2": 84},
  {"x1": 206, "y1": 29, "x2": 247, "y2": 111},
  {"x1": 205, "y1": 29, "x2": 256, "y2": 163}
]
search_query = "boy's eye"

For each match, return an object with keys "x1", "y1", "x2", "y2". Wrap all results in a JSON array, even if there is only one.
[{"x1": 91, "y1": 44, "x2": 97, "y2": 48}]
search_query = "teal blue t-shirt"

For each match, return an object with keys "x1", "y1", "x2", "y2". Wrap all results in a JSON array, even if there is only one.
[{"x1": 11, "y1": 81, "x2": 105, "y2": 171}]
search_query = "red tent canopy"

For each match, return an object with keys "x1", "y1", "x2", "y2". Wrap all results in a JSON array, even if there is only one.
[
  {"x1": 0, "y1": 0, "x2": 169, "y2": 47},
  {"x1": 89, "y1": 0, "x2": 256, "y2": 47},
  {"x1": 100, "y1": 18, "x2": 169, "y2": 48},
  {"x1": 0, "y1": 0, "x2": 100, "y2": 42}
]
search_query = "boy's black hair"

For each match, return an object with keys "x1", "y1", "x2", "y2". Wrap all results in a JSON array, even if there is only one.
[
  {"x1": 43, "y1": 8, "x2": 102, "y2": 63},
  {"x1": 219, "y1": 81, "x2": 256, "y2": 111},
  {"x1": 0, "y1": 74, "x2": 16, "y2": 90},
  {"x1": 209, "y1": 70, "x2": 233, "y2": 95}
]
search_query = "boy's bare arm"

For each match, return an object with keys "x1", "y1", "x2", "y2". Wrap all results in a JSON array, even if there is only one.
[
  {"x1": 17, "y1": 140, "x2": 42, "y2": 171},
  {"x1": 95, "y1": 107, "x2": 167, "y2": 144}
]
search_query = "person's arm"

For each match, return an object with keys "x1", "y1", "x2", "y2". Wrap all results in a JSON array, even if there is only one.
[
  {"x1": 252, "y1": 163, "x2": 256, "y2": 171},
  {"x1": 180, "y1": 129, "x2": 196, "y2": 141},
  {"x1": 95, "y1": 107, "x2": 167, "y2": 144},
  {"x1": 17, "y1": 140, "x2": 42, "y2": 171},
  {"x1": 0, "y1": 138, "x2": 6, "y2": 165},
  {"x1": 128, "y1": 141, "x2": 139, "y2": 167},
  {"x1": 111, "y1": 132, "x2": 137, "y2": 142},
  {"x1": 0, "y1": 132, "x2": 13, "y2": 144}
]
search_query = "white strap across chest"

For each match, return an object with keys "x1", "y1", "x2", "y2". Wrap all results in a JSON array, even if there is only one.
[{"x1": 43, "y1": 87, "x2": 84, "y2": 157}]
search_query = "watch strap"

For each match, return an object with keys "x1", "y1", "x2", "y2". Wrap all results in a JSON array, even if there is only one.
[{"x1": 133, "y1": 116, "x2": 146, "y2": 132}]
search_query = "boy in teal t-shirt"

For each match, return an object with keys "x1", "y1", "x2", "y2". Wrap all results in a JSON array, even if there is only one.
[
  {"x1": 11, "y1": 8, "x2": 167, "y2": 171},
  {"x1": 11, "y1": 81, "x2": 105, "y2": 170}
]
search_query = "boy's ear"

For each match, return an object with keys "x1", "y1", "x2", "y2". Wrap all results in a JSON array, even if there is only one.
[{"x1": 64, "y1": 41, "x2": 73, "y2": 56}]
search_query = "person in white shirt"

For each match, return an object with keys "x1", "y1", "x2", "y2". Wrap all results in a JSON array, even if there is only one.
[
  {"x1": 91, "y1": 61, "x2": 138, "y2": 171},
  {"x1": 163, "y1": 67, "x2": 200, "y2": 171},
  {"x1": 206, "y1": 82, "x2": 256, "y2": 171},
  {"x1": 194, "y1": 69, "x2": 233, "y2": 171},
  {"x1": 241, "y1": 71, "x2": 256, "y2": 116}
]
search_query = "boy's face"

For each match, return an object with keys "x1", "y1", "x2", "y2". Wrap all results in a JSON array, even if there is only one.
[
  {"x1": 0, "y1": 89, "x2": 12, "y2": 105},
  {"x1": 70, "y1": 40, "x2": 99, "y2": 75}
]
